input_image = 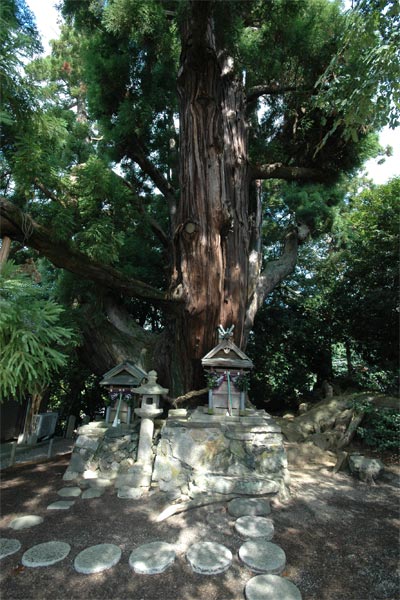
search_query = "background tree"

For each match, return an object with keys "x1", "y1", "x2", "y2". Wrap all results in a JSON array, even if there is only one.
[
  {"x1": 0, "y1": 261, "x2": 77, "y2": 439},
  {"x1": 0, "y1": 0, "x2": 395, "y2": 397},
  {"x1": 249, "y1": 177, "x2": 399, "y2": 410}
]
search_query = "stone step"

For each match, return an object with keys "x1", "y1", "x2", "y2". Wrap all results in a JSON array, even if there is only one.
[
  {"x1": 193, "y1": 474, "x2": 280, "y2": 495},
  {"x1": 245, "y1": 574, "x2": 302, "y2": 600},
  {"x1": 239, "y1": 540, "x2": 286, "y2": 574}
]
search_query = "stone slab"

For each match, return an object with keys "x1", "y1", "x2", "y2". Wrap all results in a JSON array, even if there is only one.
[
  {"x1": 245, "y1": 574, "x2": 302, "y2": 600},
  {"x1": 116, "y1": 472, "x2": 150, "y2": 488},
  {"x1": 0, "y1": 538, "x2": 21, "y2": 559},
  {"x1": 194, "y1": 474, "x2": 279, "y2": 496},
  {"x1": 186, "y1": 541, "x2": 232, "y2": 575},
  {"x1": 87, "y1": 477, "x2": 114, "y2": 488},
  {"x1": 228, "y1": 497, "x2": 271, "y2": 517},
  {"x1": 75, "y1": 435, "x2": 100, "y2": 451},
  {"x1": 235, "y1": 516, "x2": 274, "y2": 540},
  {"x1": 9, "y1": 515, "x2": 44, "y2": 530},
  {"x1": 47, "y1": 501, "x2": 75, "y2": 510},
  {"x1": 239, "y1": 540, "x2": 286, "y2": 574},
  {"x1": 129, "y1": 541, "x2": 176, "y2": 574},
  {"x1": 63, "y1": 469, "x2": 80, "y2": 481},
  {"x1": 117, "y1": 487, "x2": 143, "y2": 499},
  {"x1": 74, "y1": 543, "x2": 122, "y2": 574},
  {"x1": 22, "y1": 541, "x2": 71, "y2": 567},
  {"x1": 82, "y1": 488, "x2": 104, "y2": 499},
  {"x1": 57, "y1": 487, "x2": 82, "y2": 498}
]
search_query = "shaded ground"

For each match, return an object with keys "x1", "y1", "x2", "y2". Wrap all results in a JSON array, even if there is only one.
[{"x1": 0, "y1": 449, "x2": 399, "y2": 600}]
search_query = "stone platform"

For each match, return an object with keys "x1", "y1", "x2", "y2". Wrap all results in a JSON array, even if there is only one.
[
  {"x1": 152, "y1": 407, "x2": 290, "y2": 500},
  {"x1": 62, "y1": 408, "x2": 290, "y2": 500}
]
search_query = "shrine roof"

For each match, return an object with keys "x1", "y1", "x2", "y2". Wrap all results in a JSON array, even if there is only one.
[
  {"x1": 100, "y1": 360, "x2": 148, "y2": 387},
  {"x1": 201, "y1": 340, "x2": 254, "y2": 370}
]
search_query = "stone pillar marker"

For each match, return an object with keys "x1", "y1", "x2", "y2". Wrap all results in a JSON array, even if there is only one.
[{"x1": 134, "y1": 371, "x2": 167, "y2": 487}]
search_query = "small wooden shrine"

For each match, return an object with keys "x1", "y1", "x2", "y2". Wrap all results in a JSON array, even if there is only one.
[
  {"x1": 201, "y1": 325, "x2": 254, "y2": 415},
  {"x1": 100, "y1": 361, "x2": 148, "y2": 426}
]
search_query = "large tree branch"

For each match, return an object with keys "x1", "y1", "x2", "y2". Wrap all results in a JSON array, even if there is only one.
[
  {"x1": 130, "y1": 133, "x2": 177, "y2": 217},
  {"x1": 250, "y1": 162, "x2": 332, "y2": 183},
  {"x1": 116, "y1": 173, "x2": 172, "y2": 250},
  {"x1": 244, "y1": 226, "x2": 309, "y2": 340},
  {"x1": 0, "y1": 197, "x2": 181, "y2": 312},
  {"x1": 247, "y1": 83, "x2": 311, "y2": 104}
]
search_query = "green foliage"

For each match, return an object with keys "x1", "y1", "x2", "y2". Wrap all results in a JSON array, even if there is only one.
[
  {"x1": 314, "y1": 0, "x2": 400, "y2": 148},
  {"x1": 351, "y1": 398, "x2": 400, "y2": 451},
  {"x1": 327, "y1": 178, "x2": 400, "y2": 377},
  {"x1": 0, "y1": 262, "x2": 77, "y2": 400},
  {"x1": 249, "y1": 178, "x2": 399, "y2": 408}
]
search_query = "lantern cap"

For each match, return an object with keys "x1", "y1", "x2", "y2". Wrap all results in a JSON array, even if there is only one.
[{"x1": 134, "y1": 370, "x2": 169, "y2": 396}]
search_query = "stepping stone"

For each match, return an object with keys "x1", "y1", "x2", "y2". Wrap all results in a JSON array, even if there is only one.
[
  {"x1": 88, "y1": 477, "x2": 113, "y2": 488},
  {"x1": 22, "y1": 541, "x2": 71, "y2": 567},
  {"x1": 9, "y1": 515, "x2": 44, "y2": 530},
  {"x1": 186, "y1": 541, "x2": 232, "y2": 575},
  {"x1": 235, "y1": 516, "x2": 274, "y2": 540},
  {"x1": 47, "y1": 500, "x2": 75, "y2": 510},
  {"x1": 57, "y1": 487, "x2": 82, "y2": 498},
  {"x1": 129, "y1": 541, "x2": 176, "y2": 574},
  {"x1": 82, "y1": 488, "x2": 104, "y2": 499},
  {"x1": 0, "y1": 538, "x2": 21, "y2": 559},
  {"x1": 74, "y1": 543, "x2": 122, "y2": 574},
  {"x1": 245, "y1": 574, "x2": 302, "y2": 600},
  {"x1": 239, "y1": 540, "x2": 286, "y2": 574},
  {"x1": 228, "y1": 497, "x2": 271, "y2": 518},
  {"x1": 117, "y1": 487, "x2": 143, "y2": 499}
]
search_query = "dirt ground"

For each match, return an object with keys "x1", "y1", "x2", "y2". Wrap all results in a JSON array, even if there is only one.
[{"x1": 0, "y1": 450, "x2": 399, "y2": 600}]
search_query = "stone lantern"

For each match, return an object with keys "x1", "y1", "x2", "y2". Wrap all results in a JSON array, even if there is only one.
[
  {"x1": 133, "y1": 371, "x2": 167, "y2": 481},
  {"x1": 201, "y1": 325, "x2": 253, "y2": 416}
]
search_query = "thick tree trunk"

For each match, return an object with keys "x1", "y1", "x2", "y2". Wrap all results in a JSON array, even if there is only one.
[{"x1": 170, "y1": 5, "x2": 251, "y2": 386}]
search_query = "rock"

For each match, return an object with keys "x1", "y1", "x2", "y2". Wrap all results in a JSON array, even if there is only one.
[
  {"x1": 88, "y1": 477, "x2": 114, "y2": 488},
  {"x1": 62, "y1": 469, "x2": 79, "y2": 481},
  {"x1": 245, "y1": 574, "x2": 302, "y2": 600},
  {"x1": 186, "y1": 541, "x2": 232, "y2": 575},
  {"x1": 239, "y1": 540, "x2": 286, "y2": 574},
  {"x1": 349, "y1": 454, "x2": 385, "y2": 483},
  {"x1": 117, "y1": 487, "x2": 143, "y2": 499},
  {"x1": 22, "y1": 541, "x2": 71, "y2": 567},
  {"x1": 83, "y1": 469, "x2": 98, "y2": 479},
  {"x1": 75, "y1": 435, "x2": 100, "y2": 452},
  {"x1": 74, "y1": 543, "x2": 122, "y2": 574},
  {"x1": 129, "y1": 541, "x2": 176, "y2": 574},
  {"x1": 47, "y1": 501, "x2": 75, "y2": 510},
  {"x1": 82, "y1": 488, "x2": 104, "y2": 499},
  {"x1": 234, "y1": 516, "x2": 274, "y2": 540},
  {"x1": 57, "y1": 487, "x2": 82, "y2": 498},
  {"x1": 0, "y1": 538, "x2": 21, "y2": 559},
  {"x1": 193, "y1": 474, "x2": 280, "y2": 496},
  {"x1": 309, "y1": 431, "x2": 341, "y2": 451},
  {"x1": 9, "y1": 516, "x2": 44, "y2": 530}
]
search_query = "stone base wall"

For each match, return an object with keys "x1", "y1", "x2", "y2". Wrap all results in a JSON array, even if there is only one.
[
  {"x1": 152, "y1": 408, "x2": 290, "y2": 500},
  {"x1": 63, "y1": 409, "x2": 290, "y2": 501},
  {"x1": 63, "y1": 421, "x2": 142, "y2": 482}
]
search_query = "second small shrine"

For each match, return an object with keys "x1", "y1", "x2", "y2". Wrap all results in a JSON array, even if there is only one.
[
  {"x1": 201, "y1": 325, "x2": 254, "y2": 415},
  {"x1": 100, "y1": 360, "x2": 148, "y2": 426}
]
